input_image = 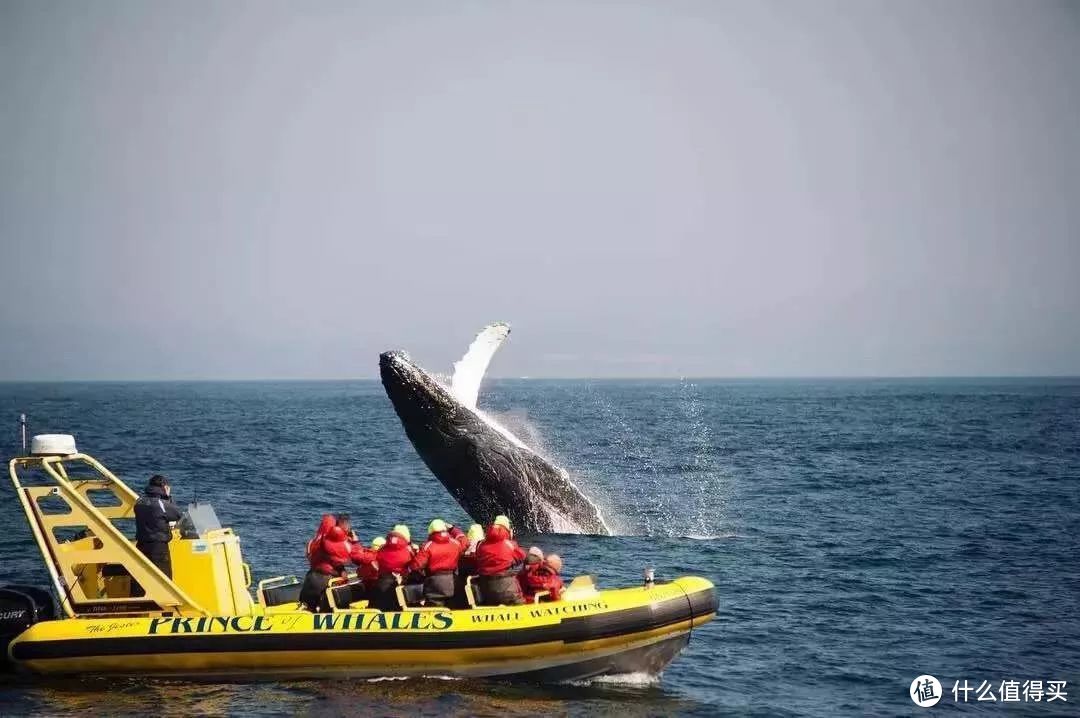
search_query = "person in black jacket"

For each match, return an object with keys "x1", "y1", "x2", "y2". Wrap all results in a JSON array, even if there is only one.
[{"x1": 134, "y1": 474, "x2": 182, "y2": 578}]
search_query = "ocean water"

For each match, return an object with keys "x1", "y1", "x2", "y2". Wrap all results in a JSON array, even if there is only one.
[{"x1": 0, "y1": 378, "x2": 1078, "y2": 716}]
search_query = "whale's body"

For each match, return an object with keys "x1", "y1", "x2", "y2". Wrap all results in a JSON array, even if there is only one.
[{"x1": 379, "y1": 324, "x2": 610, "y2": 535}]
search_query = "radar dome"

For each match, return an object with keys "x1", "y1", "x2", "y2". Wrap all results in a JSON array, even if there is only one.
[{"x1": 30, "y1": 434, "x2": 77, "y2": 456}]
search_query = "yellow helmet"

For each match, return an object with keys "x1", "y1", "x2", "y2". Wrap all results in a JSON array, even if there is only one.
[
  {"x1": 392, "y1": 524, "x2": 411, "y2": 543},
  {"x1": 428, "y1": 518, "x2": 448, "y2": 535},
  {"x1": 466, "y1": 523, "x2": 484, "y2": 543},
  {"x1": 493, "y1": 515, "x2": 512, "y2": 532},
  {"x1": 371, "y1": 536, "x2": 386, "y2": 549}
]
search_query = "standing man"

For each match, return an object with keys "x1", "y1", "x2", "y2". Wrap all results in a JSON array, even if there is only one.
[{"x1": 134, "y1": 474, "x2": 182, "y2": 578}]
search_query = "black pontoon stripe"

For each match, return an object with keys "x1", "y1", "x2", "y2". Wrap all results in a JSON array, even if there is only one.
[
  {"x1": 12, "y1": 589, "x2": 717, "y2": 662},
  {"x1": 687, "y1": 587, "x2": 719, "y2": 619}
]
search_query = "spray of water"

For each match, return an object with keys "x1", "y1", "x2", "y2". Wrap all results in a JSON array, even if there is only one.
[
  {"x1": 430, "y1": 371, "x2": 611, "y2": 534},
  {"x1": 435, "y1": 362, "x2": 728, "y2": 537},
  {"x1": 483, "y1": 405, "x2": 620, "y2": 535},
  {"x1": 675, "y1": 378, "x2": 729, "y2": 537},
  {"x1": 577, "y1": 379, "x2": 730, "y2": 538}
]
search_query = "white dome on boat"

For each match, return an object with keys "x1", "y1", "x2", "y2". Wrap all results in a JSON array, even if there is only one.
[{"x1": 30, "y1": 434, "x2": 78, "y2": 456}]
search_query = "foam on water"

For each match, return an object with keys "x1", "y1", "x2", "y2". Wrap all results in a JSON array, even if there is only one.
[
  {"x1": 364, "y1": 675, "x2": 460, "y2": 682},
  {"x1": 570, "y1": 671, "x2": 662, "y2": 687},
  {"x1": 684, "y1": 533, "x2": 741, "y2": 540}
]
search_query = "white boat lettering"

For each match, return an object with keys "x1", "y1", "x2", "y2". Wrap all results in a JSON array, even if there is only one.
[
  {"x1": 471, "y1": 611, "x2": 520, "y2": 623},
  {"x1": 86, "y1": 620, "x2": 138, "y2": 634},
  {"x1": 528, "y1": 601, "x2": 609, "y2": 618}
]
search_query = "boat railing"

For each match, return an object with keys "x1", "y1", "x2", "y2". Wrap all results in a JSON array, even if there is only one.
[{"x1": 8, "y1": 454, "x2": 207, "y2": 618}]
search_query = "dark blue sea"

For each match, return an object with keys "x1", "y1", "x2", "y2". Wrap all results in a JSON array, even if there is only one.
[{"x1": 1, "y1": 379, "x2": 1078, "y2": 716}]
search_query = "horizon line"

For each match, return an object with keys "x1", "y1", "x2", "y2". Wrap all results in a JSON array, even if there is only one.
[{"x1": 1, "y1": 374, "x2": 1079, "y2": 383}]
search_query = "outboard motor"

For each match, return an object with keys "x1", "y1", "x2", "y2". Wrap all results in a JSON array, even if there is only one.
[{"x1": 0, "y1": 585, "x2": 56, "y2": 669}]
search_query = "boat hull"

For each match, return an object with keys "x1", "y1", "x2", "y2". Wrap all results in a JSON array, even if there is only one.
[{"x1": 7, "y1": 578, "x2": 716, "y2": 682}]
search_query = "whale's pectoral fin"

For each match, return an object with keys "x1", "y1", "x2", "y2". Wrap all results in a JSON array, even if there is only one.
[{"x1": 450, "y1": 322, "x2": 511, "y2": 409}]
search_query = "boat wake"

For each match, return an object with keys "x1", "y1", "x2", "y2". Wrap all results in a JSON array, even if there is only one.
[
  {"x1": 569, "y1": 671, "x2": 662, "y2": 687},
  {"x1": 367, "y1": 675, "x2": 461, "y2": 683}
]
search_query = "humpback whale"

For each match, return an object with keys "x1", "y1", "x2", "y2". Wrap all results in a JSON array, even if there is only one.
[{"x1": 379, "y1": 323, "x2": 611, "y2": 535}]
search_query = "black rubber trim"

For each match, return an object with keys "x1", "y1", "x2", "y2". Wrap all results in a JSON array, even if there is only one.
[
  {"x1": 12, "y1": 588, "x2": 717, "y2": 661},
  {"x1": 687, "y1": 586, "x2": 718, "y2": 620}
]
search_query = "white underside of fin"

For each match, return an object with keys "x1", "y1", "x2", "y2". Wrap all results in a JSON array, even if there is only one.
[{"x1": 450, "y1": 322, "x2": 511, "y2": 410}]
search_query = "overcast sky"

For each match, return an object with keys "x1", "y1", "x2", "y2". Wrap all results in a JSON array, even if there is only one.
[{"x1": 1, "y1": 1, "x2": 1078, "y2": 379}]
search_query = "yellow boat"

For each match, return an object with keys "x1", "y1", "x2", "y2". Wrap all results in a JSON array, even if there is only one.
[{"x1": 2, "y1": 434, "x2": 717, "y2": 681}]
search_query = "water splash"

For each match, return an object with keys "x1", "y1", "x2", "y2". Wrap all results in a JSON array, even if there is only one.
[
  {"x1": 433, "y1": 371, "x2": 727, "y2": 538},
  {"x1": 574, "y1": 379, "x2": 730, "y2": 538},
  {"x1": 675, "y1": 378, "x2": 729, "y2": 537},
  {"x1": 481, "y1": 405, "x2": 614, "y2": 535}
]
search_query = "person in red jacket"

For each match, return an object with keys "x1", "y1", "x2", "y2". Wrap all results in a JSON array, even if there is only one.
[
  {"x1": 300, "y1": 514, "x2": 354, "y2": 611},
  {"x1": 305, "y1": 514, "x2": 336, "y2": 566},
  {"x1": 356, "y1": 536, "x2": 384, "y2": 593},
  {"x1": 521, "y1": 553, "x2": 564, "y2": 603},
  {"x1": 312, "y1": 517, "x2": 357, "y2": 575},
  {"x1": 335, "y1": 520, "x2": 377, "y2": 606},
  {"x1": 517, "y1": 546, "x2": 544, "y2": 598},
  {"x1": 371, "y1": 524, "x2": 415, "y2": 611},
  {"x1": 475, "y1": 515, "x2": 527, "y2": 606},
  {"x1": 410, "y1": 519, "x2": 468, "y2": 606}
]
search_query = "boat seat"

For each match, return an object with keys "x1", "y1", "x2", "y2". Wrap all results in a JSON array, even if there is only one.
[
  {"x1": 326, "y1": 578, "x2": 368, "y2": 611},
  {"x1": 561, "y1": 575, "x2": 599, "y2": 601},
  {"x1": 393, "y1": 583, "x2": 427, "y2": 611},
  {"x1": 463, "y1": 575, "x2": 483, "y2": 609},
  {"x1": 258, "y1": 576, "x2": 302, "y2": 608}
]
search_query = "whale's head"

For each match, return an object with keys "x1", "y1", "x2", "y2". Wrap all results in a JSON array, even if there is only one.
[{"x1": 379, "y1": 351, "x2": 454, "y2": 416}]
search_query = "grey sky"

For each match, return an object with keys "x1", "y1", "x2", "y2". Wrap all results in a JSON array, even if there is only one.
[{"x1": 1, "y1": 0, "x2": 1078, "y2": 379}]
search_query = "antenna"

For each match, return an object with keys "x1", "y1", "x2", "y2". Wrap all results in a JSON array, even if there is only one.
[{"x1": 19, "y1": 413, "x2": 27, "y2": 453}]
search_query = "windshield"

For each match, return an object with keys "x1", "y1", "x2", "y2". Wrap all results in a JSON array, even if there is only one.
[{"x1": 178, "y1": 502, "x2": 222, "y2": 538}]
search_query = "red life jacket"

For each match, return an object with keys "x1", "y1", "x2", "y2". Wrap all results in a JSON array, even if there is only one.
[
  {"x1": 376, "y1": 531, "x2": 415, "y2": 577},
  {"x1": 475, "y1": 525, "x2": 526, "y2": 576},
  {"x1": 349, "y1": 542, "x2": 375, "y2": 567},
  {"x1": 353, "y1": 546, "x2": 379, "y2": 588},
  {"x1": 520, "y1": 563, "x2": 564, "y2": 602},
  {"x1": 411, "y1": 531, "x2": 465, "y2": 574},
  {"x1": 306, "y1": 515, "x2": 336, "y2": 567},
  {"x1": 310, "y1": 526, "x2": 352, "y2": 576}
]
